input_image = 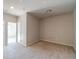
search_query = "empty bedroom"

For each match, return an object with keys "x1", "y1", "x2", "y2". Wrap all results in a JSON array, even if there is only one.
[{"x1": 3, "y1": 0, "x2": 76, "y2": 59}]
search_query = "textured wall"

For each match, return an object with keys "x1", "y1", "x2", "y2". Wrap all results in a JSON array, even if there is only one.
[
  {"x1": 27, "y1": 14, "x2": 40, "y2": 45},
  {"x1": 3, "y1": 13, "x2": 17, "y2": 23},
  {"x1": 40, "y1": 13, "x2": 74, "y2": 46}
]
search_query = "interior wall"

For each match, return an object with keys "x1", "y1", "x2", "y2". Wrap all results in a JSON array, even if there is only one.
[
  {"x1": 40, "y1": 12, "x2": 74, "y2": 47},
  {"x1": 3, "y1": 17, "x2": 8, "y2": 46},
  {"x1": 3, "y1": 13, "x2": 17, "y2": 46},
  {"x1": 27, "y1": 13, "x2": 40, "y2": 45},
  {"x1": 17, "y1": 13, "x2": 27, "y2": 46},
  {"x1": 73, "y1": 10, "x2": 76, "y2": 49},
  {"x1": 3, "y1": 13, "x2": 17, "y2": 23}
]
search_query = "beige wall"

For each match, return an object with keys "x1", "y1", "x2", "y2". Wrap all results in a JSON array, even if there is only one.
[
  {"x1": 27, "y1": 13, "x2": 40, "y2": 45},
  {"x1": 17, "y1": 13, "x2": 27, "y2": 46},
  {"x1": 3, "y1": 13, "x2": 17, "y2": 23},
  {"x1": 73, "y1": 10, "x2": 76, "y2": 49},
  {"x1": 40, "y1": 13, "x2": 75, "y2": 47},
  {"x1": 3, "y1": 18, "x2": 8, "y2": 46},
  {"x1": 3, "y1": 13, "x2": 17, "y2": 46}
]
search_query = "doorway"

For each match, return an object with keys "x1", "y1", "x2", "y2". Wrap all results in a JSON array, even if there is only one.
[{"x1": 8, "y1": 22, "x2": 16, "y2": 44}]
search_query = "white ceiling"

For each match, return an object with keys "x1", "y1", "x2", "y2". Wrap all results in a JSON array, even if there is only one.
[{"x1": 4, "y1": 0, "x2": 76, "y2": 16}]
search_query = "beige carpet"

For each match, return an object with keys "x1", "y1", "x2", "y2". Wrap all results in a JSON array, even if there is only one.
[{"x1": 3, "y1": 41, "x2": 75, "y2": 59}]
